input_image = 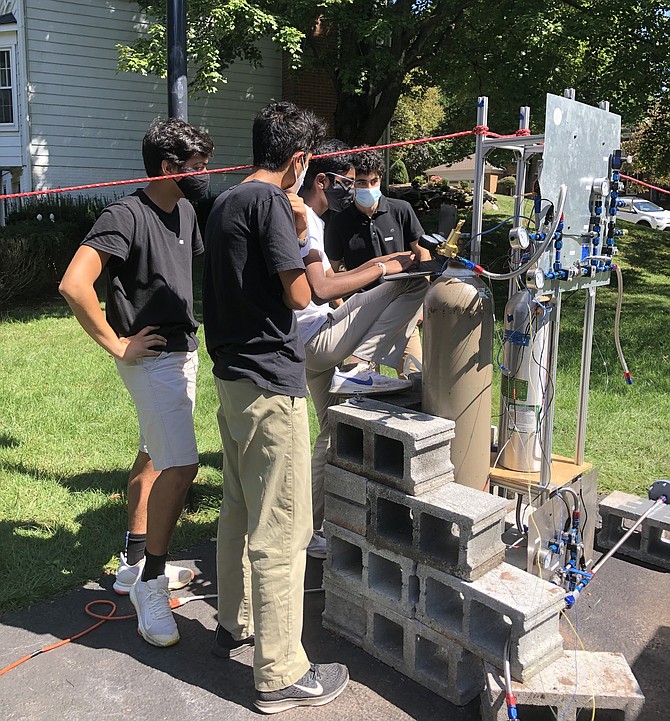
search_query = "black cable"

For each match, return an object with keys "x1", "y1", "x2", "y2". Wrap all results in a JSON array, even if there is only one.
[
  {"x1": 579, "y1": 486, "x2": 589, "y2": 537},
  {"x1": 548, "y1": 489, "x2": 573, "y2": 533},
  {"x1": 515, "y1": 492, "x2": 524, "y2": 534},
  {"x1": 561, "y1": 495, "x2": 573, "y2": 533}
]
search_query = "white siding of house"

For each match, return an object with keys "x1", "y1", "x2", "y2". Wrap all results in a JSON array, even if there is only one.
[
  {"x1": 25, "y1": 0, "x2": 282, "y2": 196},
  {"x1": 0, "y1": 4, "x2": 27, "y2": 180}
]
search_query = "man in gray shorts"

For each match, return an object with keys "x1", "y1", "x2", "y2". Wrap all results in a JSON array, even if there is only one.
[{"x1": 59, "y1": 118, "x2": 214, "y2": 647}]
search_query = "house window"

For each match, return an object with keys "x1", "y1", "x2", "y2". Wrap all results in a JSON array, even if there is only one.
[{"x1": 0, "y1": 49, "x2": 13, "y2": 125}]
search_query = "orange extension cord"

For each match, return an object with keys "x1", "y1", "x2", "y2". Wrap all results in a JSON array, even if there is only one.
[{"x1": 0, "y1": 594, "x2": 216, "y2": 677}]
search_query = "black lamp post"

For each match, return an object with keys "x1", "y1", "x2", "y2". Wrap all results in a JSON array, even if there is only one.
[{"x1": 167, "y1": 0, "x2": 188, "y2": 120}]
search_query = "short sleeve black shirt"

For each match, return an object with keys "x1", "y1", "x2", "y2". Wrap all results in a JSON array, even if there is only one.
[
  {"x1": 202, "y1": 180, "x2": 307, "y2": 397},
  {"x1": 82, "y1": 190, "x2": 203, "y2": 352},
  {"x1": 325, "y1": 195, "x2": 424, "y2": 270}
]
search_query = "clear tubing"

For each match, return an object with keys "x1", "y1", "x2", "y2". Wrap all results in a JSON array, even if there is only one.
[
  {"x1": 580, "y1": 257, "x2": 630, "y2": 380},
  {"x1": 478, "y1": 184, "x2": 567, "y2": 282},
  {"x1": 613, "y1": 264, "x2": 630, "y2": 378}
]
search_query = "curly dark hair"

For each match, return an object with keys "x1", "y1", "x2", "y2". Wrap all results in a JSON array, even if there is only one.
[
  {"x1": 352, "y1": 149, "x2": 386, "y2": 177},
  {"x1": 142, "y1": 118, "x2": 214, "y2": 177},
  {"x1": 302, "y1": 139, "x2": 354, "y2": 191}
]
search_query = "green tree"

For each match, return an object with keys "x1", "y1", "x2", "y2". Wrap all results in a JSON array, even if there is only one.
[
  {"x1": 627, "y1": 101, "x2": 670, "y2": 182},
  {"x1": 435, "y1": 1, "x2": 670, "y2": 138},
  {"x1": 390, "y1": 84, "x2": 453, "y2": 179},
  {"x1": 389, "y1": 158, "x2": 409, "y2": 183},
  {"x1": 118, "y1": 1, "x2": 670, "y2": 149},
  {"x1": 118, "y1": 0, "x2": 485, "y2": 144}
]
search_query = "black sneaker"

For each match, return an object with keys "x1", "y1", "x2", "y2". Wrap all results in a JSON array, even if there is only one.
[
  {"x1": 255, "y1": 663, "x2": 349, "y2": 714},
  {"x1": 211, "y1": 624, "x2": 254, "y2": 659}
]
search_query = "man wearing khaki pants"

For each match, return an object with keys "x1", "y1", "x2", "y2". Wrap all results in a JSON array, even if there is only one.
[{"x1": 202, "y1": 102, "x2": 349, "y2": 715}]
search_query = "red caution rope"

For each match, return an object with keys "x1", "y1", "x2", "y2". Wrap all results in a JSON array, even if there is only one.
[
  {"x1": 0, "y1": 127, "x2": 487, "y2": 201},
  {"x1": 620, "y1": 174, "x2": 670, "y2": 197},
  {"x1": 7, "y1": 125, "x2": 654, "y2": 203}
]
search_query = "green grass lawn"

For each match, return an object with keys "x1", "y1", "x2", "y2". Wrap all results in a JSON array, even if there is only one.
[{"x1": 1, "y1": 195, "x2": 668, "y2": 614}]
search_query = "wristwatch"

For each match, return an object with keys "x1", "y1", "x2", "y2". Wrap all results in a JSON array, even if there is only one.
[{"x1": 375, "y1": 261, "x2": 387, "y2": 277}]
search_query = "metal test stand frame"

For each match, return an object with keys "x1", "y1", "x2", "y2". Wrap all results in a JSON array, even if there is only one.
[{"x1": 469, "y1": 90, "x2": 622, "y2": 571}]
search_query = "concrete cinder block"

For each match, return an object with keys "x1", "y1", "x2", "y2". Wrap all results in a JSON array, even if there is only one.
[
  {"x1": 366, "y1": 544, "x2": 418, "y2": 617},
  {"x1": 323, "y1": 581, "x2": 482, "y2": 707},
  {"x1": 416, "y1": 564, "x2": 468, "y2": 644},
  {"x1": 323, "y1": 522, "x2": 366, "y2": 598},
  {"x1": 417, "y1": 562, "x2": 564, "y2": 682},
  {"x1": 325, "y1": 494, "x2": 368, "y2": 536},
  {"x1": 324, "y1": 465, "x2": 369, "y2": 535},
  {"x1": 362, "y1": 601, "x2": 484, "y2": 707},
  {"x1": 323, "y1": 522, "x2": 418, "y2": 617},
  {"x1": 481, "y1": 651, "x2": 645, "y2": 721},
  {"x1": 369, "y1": 480, "x2": 507, "y2": 580},
  {"x1": 322, "y1": 580, "x2": 367, "y2": 646},
  {"x1": 413, "y1": 619, "x2": 485, "y2": 707},
  {"x1": 327, "y1": 398, "x2": 455, "y2": 495},
  {"x1": 324, "y1": 464, "x2": 368, "y2": 505},
  {"x1": 598, "y1": 490, "x2": 670, "y2": 570},
  {"x1": 365, "y1": 602, "x2": 409, "y2": 674}
]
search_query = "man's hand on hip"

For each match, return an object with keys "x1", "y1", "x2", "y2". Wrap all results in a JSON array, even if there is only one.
[{"x1": 116, "y1": 326, "x2": 167, "y2": 361}]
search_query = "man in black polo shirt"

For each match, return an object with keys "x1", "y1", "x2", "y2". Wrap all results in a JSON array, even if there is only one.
[{"x1": 325, "y1": 149, "x2": 429, "y2": 375}]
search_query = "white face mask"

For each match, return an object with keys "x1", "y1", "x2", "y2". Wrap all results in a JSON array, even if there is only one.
[{"x1": 290, "y1": 156, "x2": 308, "y2": 194}]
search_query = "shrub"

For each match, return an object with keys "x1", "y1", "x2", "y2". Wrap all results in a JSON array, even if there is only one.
[
  {"x1": 0, "y1": 220, "x2": 82, "y2": 309},
  {"x1": 0, "y1": 191, "x2": 217, "y2": 308},
  {"x1": 426, "y1": 177, "x2": 453, "y2": 191},
  {"x1": 389, "y1": 158, "x2": 410, "y2": 184},
  {"x1": 497, "y1": 176, "x2": 516, "y2": 195},
  {"x1": 411, "y1": 175, "x2": 427, "y2": 187},
  {"x1": 6, "y1": 195, "x2": 108, "y2": 238}
]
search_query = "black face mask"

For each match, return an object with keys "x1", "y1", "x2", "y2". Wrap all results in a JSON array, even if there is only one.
[
  {"x1": 176, "y1": 172, "x2": 210, "y2": 202},
  {"x1": 324, "y1": 180, "x2": 355, "y2": 213}
]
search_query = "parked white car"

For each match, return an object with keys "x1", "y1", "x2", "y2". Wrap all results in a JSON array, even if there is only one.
[{"x1": 616, "y1": 196, "x2": 670, "y2": 230}]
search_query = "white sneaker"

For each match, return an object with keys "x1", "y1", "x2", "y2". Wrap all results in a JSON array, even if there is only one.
[
  {"x1": 329, "y1": 364, "x2": 412, "y2": 396},
  {"x1": 129, "y1": 575, "x2": 180, "y2": 647},
  {"x1": 307, "y1": 532, "x2": 327, "y2": 560},
  {"x1": 113, "y1": 553, "x2": 194, "y2": 595}
]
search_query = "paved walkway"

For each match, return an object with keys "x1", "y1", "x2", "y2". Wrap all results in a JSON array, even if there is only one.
[{"x1": 1, "y1": 539, "x2": 668, "y2": 720}]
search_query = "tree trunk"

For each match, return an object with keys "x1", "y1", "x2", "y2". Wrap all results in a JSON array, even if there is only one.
[{"x1": 334, "y1": 81, "x2": 404, "y2": 147}]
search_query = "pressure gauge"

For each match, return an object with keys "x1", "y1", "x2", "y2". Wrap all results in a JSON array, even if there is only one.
[
  {"x1": 592, "y1": 178, "x2": 610, "y2": 197},
  {"x1": 526, "y1": 266, "x2": 546, "y2": 291},
  {"x1": 509, "y1": 226, "x2": 530, "y2": 250}
]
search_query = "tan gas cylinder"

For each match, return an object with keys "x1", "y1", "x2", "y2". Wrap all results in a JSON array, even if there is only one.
[{"x1": 422, "y1": 267, "x2": 494, "y2": 491}]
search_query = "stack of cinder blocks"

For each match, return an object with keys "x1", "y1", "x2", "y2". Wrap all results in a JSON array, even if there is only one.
[
  {"x1": 598, "y1": 490, "x2": 670, "y2": 570},
  {"x1": 321, "y1": 397, "x2": 566, "y2": 706}
]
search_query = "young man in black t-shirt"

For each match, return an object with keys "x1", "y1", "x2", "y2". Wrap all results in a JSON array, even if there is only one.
[
  {"x1": 59, "y1": 118, "x2": 214, "y2": 648},
  {"x1": 203, "y1": 102, "x2": 349, "y2": 713}
]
